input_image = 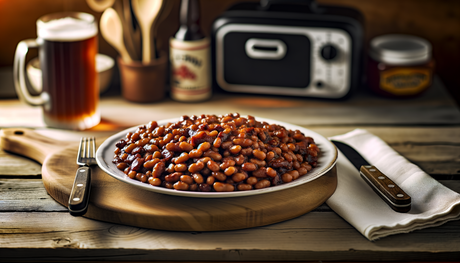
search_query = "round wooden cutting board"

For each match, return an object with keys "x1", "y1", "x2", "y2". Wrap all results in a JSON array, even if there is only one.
[{"x1": 0, "y1": 128, "x2": 337, "y2": 231}]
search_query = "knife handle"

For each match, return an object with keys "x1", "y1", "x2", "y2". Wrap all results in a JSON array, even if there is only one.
[
  {"x1": 68, "y1": 166, "x2": 91, "y2": 216},
  {"x1": 360, "y1": 165, "x2": 411, "y2": 213}
]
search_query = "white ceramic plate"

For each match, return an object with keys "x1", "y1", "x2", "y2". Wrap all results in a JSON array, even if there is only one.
[{"x1": 96, "y1": 117, "x2": 337, "y2": 198}]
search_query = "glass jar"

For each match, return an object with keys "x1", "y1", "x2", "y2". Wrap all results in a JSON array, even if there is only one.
[{"x1": 367, "y1": 34, "x2": 435, "y2": 98}]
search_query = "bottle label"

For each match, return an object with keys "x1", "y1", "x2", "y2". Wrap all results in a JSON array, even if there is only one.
[
  {"x1": 379, "y1": 68, "x2": 432, "y2": 96},
  {"x1": 170, "y1": 37, "x2": 211, "y2": 101}
]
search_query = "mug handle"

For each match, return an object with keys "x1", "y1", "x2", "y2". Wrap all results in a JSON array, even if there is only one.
[{"x1": 13, "y1": 39, "x2": 49, "y2": 106}]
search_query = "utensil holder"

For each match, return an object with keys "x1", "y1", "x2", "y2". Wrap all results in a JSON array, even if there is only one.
[{"x1": 117, "y1": 52, "x2": 167, "y2": 103}]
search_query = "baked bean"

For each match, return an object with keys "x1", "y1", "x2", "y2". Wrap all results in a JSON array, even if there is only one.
[
  {"x1": 298, "y1": 166, "x2": 308, "y2": 176},
  {"x1": 174, "y1": 152, "x2": 189, "y2": 164},
  {"x1": 152, "y1": 151, "x2": 162, "y2": 159},
  {"x1": 232, "y1": 172, "x2": 247, "y2": 183},
  {"x1": 175, "y1": 163, "x2": 188, "y2": 172},
  {"x1": 131, "y1": 132, "x2": 140, "y2": 141},
  {"x1": 252, "y1": 149, "x2": 266, "y2": 160},
  {"x1": 229, "y1": 145, "x2": 242, "y2": 154},
  {"x1": 301, "y1": 162, "x2": 312, "y2": 171},
  {"x1": 295, "y1": 154, "x2": 303, "y2": 162},
  {"x1": 289, "y1": 170, "x2": 300, "y2": 180},
  {"x1": 237, "y1": 184, "x2": 252, "y2": 191},
  {"x1": 143, "y1": 158, "x2": 160, "y2": 169},
  {"x1": 180, "y1": 175, "x2": 194, "y2": 185},
  {"x1": 205, "y1": 150, "x2": 222, "y2": 161},
  {"x1": 206, "y1": 175, "x2": 215, "y2": 185},
  {"x1": 116, "y1": 162, "x2": 128, "y2": 170},
  {"x1": 221, "y1": 141, "x2": 233, "y2": 149},
  {"x1": 252, "y1": 168, "x2": 267, "y2": 178},
  {"x1": 255, "y1": 179, "x2": 270, "y2": 189},
  {"x1": 197, "y1": 141, "x2": 211, "y2": 152},
  {"x1": 212, "y1": 171, "x2": 227, "y2": 182},
  {"x1": 124, "y1": 143, "x2": 136, "y2": 154},
  {"x1": 293, "y1": 161, "x2": 301, "y2": 170},
  {"x1": 166, "y1": 163, "x2": 175, "y2": 173},
  {"x1": 213, "y1": 182, "x2": 234, "y2": 192},
  {"x1": 152, "y1": 162, "x2": 165, "y2": 178},
  {"x1": 192, "y1": 173, "x2": 204, "y2": 184},
  {"x1": 174, "y1": 181, "x2": 189, "y2": 191},
  {"x1": 220, "y1": 159, "x2": 235, "y2": 170},
  {"x1": 241, "y1": 162, "x2": 257, "y2": 172},
  {"x1": 234, "y1": 155, "x2": 245, "y2": 165},
  {"x1": 281, "y1": 173, "x2": 293, "y2": 183},
  {"x1": 212, "y1": 137, "x2": 222, "y2": 148},
  {"x1": 246, "y1": 176, "x2": 258, "y2": 185},
  {"x1": 148, "y1": 177, "x2": 162, "y2": 186},
  {"x1": 128, "y1": 170, "x2": 136, "y2": 179},
  {"x1": 250, "y1": 158, "x2": 266, "y2": 167},
  {"x1": 283, "y1": 152, "x2": 293, "y2": 162},
  {"x1": 165, "y1": 172, "x2": 182, "y2": 182},
  {"x1": 179, "y1": 141, "x2": 193, "y2": 152},
  {"x1": 266, "y1": 167, "x2": 277, "y2": 178},
  {"x1": 188, "y1": 161, "x2": 205, "y2": 173},
  {"x1": 207, "y1": 160, "x2": 220, "y2": 172},
  {"x1": 240, "y1": 147, "x2": 253, "y2": 156},
  {"x1": 198, "y1": 157, "x2": 211, "y2": 164},
  {"x1": 189, "y1": 149, "x2": 203, "y2": 158},
  {"x1": 135, "y1": 138, "x2": 150, "y2": 147},
  {"x1": 224, "y1": 166, "x2": 237, "y2": 176}
]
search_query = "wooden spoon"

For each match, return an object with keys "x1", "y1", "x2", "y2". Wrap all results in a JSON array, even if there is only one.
[
  {"x1": 86, "y1": 0, "x2": 115, "y2": 12},
  {"x1": 132, "y1": 0, "x2": 164, "y2": 64},
  {"x1": 100, "y1": 7, "x2": 133, "y2": 63}
]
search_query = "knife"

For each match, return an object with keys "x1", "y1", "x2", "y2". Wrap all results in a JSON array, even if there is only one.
[{"x1": 331, "y1": 140, "x2": 411, "y2": 213}]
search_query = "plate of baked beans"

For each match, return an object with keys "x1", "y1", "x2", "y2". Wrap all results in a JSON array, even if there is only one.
[{"x1": 96, "y1": 113, "x2": 337, "y2": 198}]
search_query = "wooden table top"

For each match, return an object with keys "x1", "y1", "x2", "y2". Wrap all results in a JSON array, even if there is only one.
[{"x1": 1, "y1": 76, "x2": 460, "y2": 262}]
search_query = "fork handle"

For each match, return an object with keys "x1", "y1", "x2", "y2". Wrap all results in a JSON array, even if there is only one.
[{"x1": 68, "y1": 166, "x2": 91, "y2": 216}]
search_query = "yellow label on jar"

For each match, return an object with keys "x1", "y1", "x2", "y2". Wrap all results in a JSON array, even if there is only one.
[
  {"x1": 379, "y1": 68, "x2": 431, "y2": 96},
  {"x1": 170, "y1": 37, "x2": 211, "y2": 102}
]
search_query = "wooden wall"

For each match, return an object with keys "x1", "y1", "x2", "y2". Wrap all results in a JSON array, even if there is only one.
[{"x1": 0, "y1": 0, "x2": 459, "y2": 103}]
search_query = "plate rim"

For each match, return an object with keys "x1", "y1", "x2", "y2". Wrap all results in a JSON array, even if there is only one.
[{"x1": 96, "y1": 116, "x2": 338, "y2": 198}]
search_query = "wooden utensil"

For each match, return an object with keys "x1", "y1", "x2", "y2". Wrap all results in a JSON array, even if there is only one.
[
  {"x1": 100, "y1": 8, "x2": 133, "y2": 63},
  {"x1": 112, "y1": 0, "x2": 141, "y2": 61},
  {"x1": 86, "y1": 0, "x2": 115, "y2": 12},
  {"x1": 0, "y1": 128, "x2": 337, "y2": 231},
  {"x1": 132, "y1": 0, "x2": 164, "y2": 63}
]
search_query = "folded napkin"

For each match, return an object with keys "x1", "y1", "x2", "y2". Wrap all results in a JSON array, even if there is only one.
[{"x1": 326, "y1": 129, "x2": 460, "y2": 241}]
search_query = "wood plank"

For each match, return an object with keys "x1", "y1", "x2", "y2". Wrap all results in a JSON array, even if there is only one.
[
  {"x1": 0, "y1": 148, "x2": 41, "y2": 177},
  {"x1": 0, "y1": 179, "x2": 66, "y2": 211},
  {"x1": 0, "y1": 211, "x2": 459, "y2": 261}
]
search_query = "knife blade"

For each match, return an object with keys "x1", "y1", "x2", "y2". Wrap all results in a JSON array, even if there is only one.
[{"x1": 331, "y1": 140, "x2": 411, "y2": 213}]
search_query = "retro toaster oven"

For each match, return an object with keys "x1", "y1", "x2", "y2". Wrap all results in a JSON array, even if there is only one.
[{"x1": 211, "y1": 0, "x2": 364, "y2": 99}]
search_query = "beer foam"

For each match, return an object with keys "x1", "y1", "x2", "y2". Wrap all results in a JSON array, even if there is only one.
[{"x1": 38, "y1": 16, "x2": 97, "y2": 41}]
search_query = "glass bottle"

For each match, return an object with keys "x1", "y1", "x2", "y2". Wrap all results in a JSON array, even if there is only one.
[
  {"x1": 169, "y1": 0, "x2": 211, "y2": 102},
  {"x1": 367, "y1": 34, "x2": 435, "y2": 98}
]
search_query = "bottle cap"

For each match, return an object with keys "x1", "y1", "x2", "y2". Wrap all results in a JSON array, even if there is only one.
[{"x1": 369, "y1": 34, "x2": 431, "y2": 65}]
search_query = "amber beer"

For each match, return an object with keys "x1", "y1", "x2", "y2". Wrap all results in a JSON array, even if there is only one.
[{"x1": 14, "y1": 12, "x2": 99, "y2": 130}]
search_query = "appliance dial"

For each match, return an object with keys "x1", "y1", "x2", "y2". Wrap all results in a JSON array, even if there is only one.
[{"x1": 321, "y1": 45, "x2": 338, "y2": 61}]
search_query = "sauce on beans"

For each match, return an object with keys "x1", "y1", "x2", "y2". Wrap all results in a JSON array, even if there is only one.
[{"x1": 112, "y1": 113, "x2": 319, "y2": 192}]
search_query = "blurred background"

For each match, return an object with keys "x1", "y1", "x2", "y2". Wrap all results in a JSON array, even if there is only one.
[{"x1": 0, "y1": 0, "x2": 459, "y2": 104}]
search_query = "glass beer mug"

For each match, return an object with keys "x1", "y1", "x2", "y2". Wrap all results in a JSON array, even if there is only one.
[{"x1": 14, "y1": 12, "x2": 100, "y2": 130}]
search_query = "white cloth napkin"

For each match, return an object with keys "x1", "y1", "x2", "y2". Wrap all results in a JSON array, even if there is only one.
[{"x1": 326, "y1": 129, "x2": 460, "y2": 241}]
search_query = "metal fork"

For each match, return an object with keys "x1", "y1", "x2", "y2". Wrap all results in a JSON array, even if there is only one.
[{"x1": 68, "y1": 137, "x2": 97, "y2": 216}]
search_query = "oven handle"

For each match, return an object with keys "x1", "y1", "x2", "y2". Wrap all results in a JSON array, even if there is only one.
[{"x1": 245, "y1": 38, "x2": 287, "y2": 60}]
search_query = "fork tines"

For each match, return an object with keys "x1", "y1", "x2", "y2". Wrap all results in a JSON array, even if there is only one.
[{"x1": 77, "y1": 137, "x2": 96, "y2": 166}]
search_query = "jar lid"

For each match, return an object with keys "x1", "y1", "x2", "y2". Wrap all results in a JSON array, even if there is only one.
[{"x1": 369, "y1": 34, "x2": 431, "y2": 65}]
